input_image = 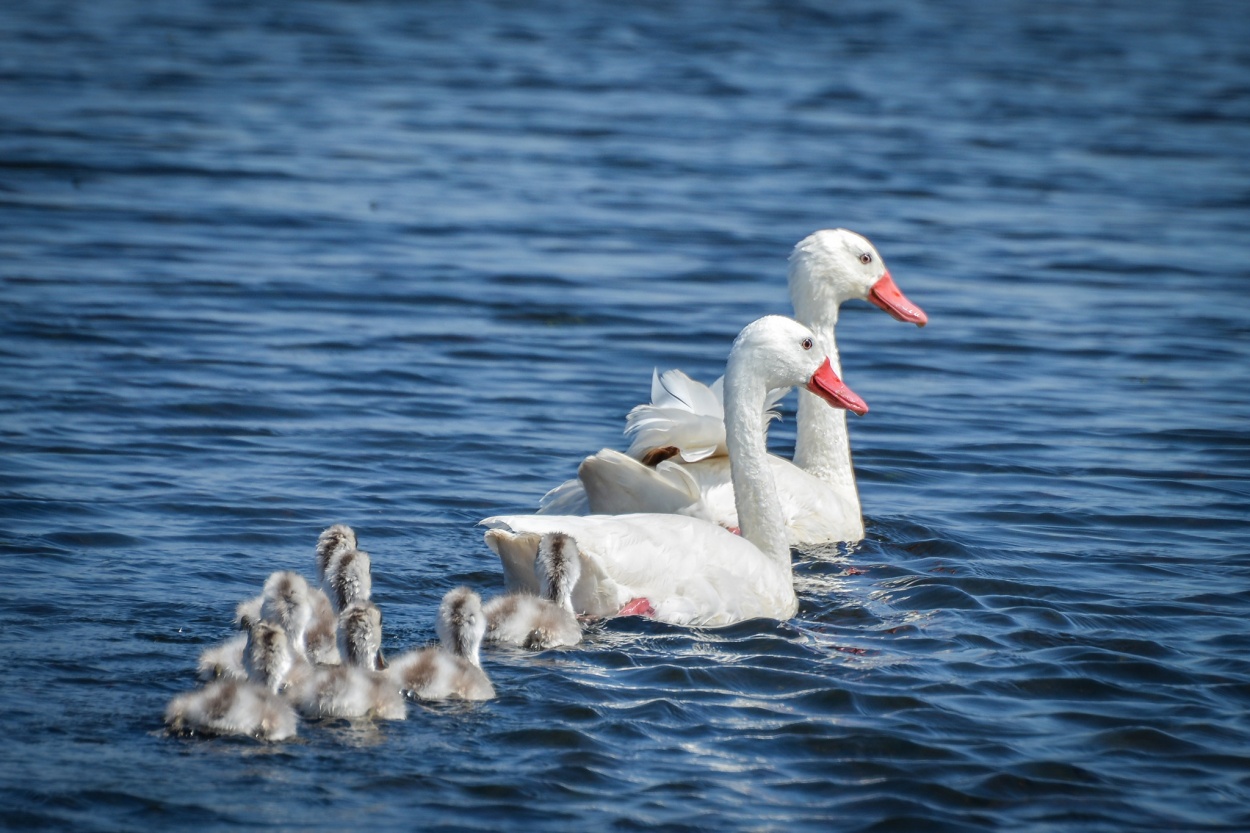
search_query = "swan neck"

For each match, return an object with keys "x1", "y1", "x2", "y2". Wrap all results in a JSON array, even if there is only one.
[
  {"x1": 724, "y1": 364, "x2": 792, "y2": 565},
  {"x1": 792, "y1": 321, "x2": 861, "y2": 514}
]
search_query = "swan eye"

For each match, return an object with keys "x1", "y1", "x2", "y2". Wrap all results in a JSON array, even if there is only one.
[
  {"x1": 859, "y1": 253, "x2": 872, "y2": 265},
  {"x1": 801, "y1": 337, "x2": 813, "y2": 351}
]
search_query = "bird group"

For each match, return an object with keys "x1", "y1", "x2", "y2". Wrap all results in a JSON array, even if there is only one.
[
  {"x1": 166, "y1": 524, "x2": 582, "y2": 741},
  {"x1": 167, "y1": 228, "x2": 927, "y2": 740}
]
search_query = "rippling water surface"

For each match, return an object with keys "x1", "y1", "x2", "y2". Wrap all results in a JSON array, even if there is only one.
[{"x1": 3, "y1": 1, "x2": 1249, "y2": 830}]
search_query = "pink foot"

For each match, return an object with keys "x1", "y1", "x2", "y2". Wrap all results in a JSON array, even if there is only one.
[
  {"x1": 618, "y1": 597, "x2": 655, "y2": 617},
  {"x1": 725, "y1": 526, "x2": 741, "y2": 536}
]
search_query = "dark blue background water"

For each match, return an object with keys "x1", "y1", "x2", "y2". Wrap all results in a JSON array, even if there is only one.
[{"x1": 3, "y1": 1, "x2": 1249, "y2": 830}]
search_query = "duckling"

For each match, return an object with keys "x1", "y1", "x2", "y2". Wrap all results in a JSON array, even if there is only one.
[
  {"x1": 483, "y1": 532, "x2": 582, "y2": 650},
  {"x1": 165, "y1": 679, "x2": 298, "y2": 742},
  {"x1": 285, "y1": 598, "x2": 405, "y2": 721},
  {"x1": 387, "y1": 587, "x2": 495, "y2": 701},
  {"x1": 195, "y1": 594, "x2": 266, "y2": 681}
]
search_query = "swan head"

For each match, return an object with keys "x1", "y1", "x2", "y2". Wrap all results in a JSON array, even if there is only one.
[
  {"x1": 535, "y1": 532, "x2": 582, "y2": 611},
  {"x1": 339, "y1": 600, "x2": 387, "y2": 671},
  {"x1": 436, "y1": 586, "x2": 487, "y2": 667},
  {"x1": 729, "y1": 316, "x2": 869, "y2": 416},
  {"x1": 789, "y1": 229, "x2": 927, "y2": 327}
]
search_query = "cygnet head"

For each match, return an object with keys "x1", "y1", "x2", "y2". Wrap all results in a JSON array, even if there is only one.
[
  {"x1": 243, "y1": 620, "x2": 293, "y2": 693},
  {"x1": 436, "y1": 587, "x2": 487, "y2": 668},
  {"x1": 316, "y1": 523, "x2": 358, "y2": 582},
  {"x1": 324, "y1": 547, "x2": 372, "y2": 613},
  {"x1": 789, "y1": 229, "x2": 927, "y2": 327},
  {"x1": 535, "y1": 532, "x2": 581, "y2": 612},
  {"x1": 260, "y1": 571, "x2": 314, "y2": 653},
  {"x1": 338, "y1": 600, "x2": 386, "y2": 671},
  {"x1": 727, "y1": 316, "x2": 869, "y2": 416}
]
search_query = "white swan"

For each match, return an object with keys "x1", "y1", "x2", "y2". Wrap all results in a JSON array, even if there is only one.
[
  {"x1": 483, "y1": 532, "x2": 583, "y2": 650},
  {"x1": 484, "y1": 316, "x2": 866, "y2": 626},
  {"x1": 538, "y1": 229, "x2": 925, "y2": 547},
  {"x1": 387, "y1": 587, "x2": 495, "y2": 701}
]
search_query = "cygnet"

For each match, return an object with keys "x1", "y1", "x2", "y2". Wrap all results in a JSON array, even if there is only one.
[
  {"x1": 196, "y1": 594, "x2": 267, "y2": 681},
  {"x1": 285, "y1": 598, "x2": 405, "y2": 721},
  {"x1": 338, "y1": 600, "x2": 387, "y2": 671},
  {"x1": 484, "y1": 532, "x2": 582, "y2": 650},
  {"x1": 316, "y1": 524, "x2": 373, "y2": 611},
  {"x1": 243, "y1": 620, "x2": 293, "y2": 694},
  {"x1": 165, "y1": 679, "x2": 298, "y2": 742},
  {"x1": 315, "y1": 523, "x2": 357, "y2": 581},
  {"x1": 260, "y1": 571, "x2": 315, "y2": 655},
  {"x1": 387, "y1": 587, "x2": 495, "y2": 701}
]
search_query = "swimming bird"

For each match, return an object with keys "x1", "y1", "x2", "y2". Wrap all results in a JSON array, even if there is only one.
[
  {"x1": 316, "y1": 524, "x2": 373, "y2": 614},
  {"x1": 338, "y1": 600, "x2": 387, "y2": 671},
  {"x1": 285, "y1": 598, "x2": 405, "y2": 721},
  {"x1": 485, "y1": 316, "x2": 866, "y2": 626},
  {"x1": 243, "y1": 620, "x2": 294, "y2": 694},
  {"x1": 539, "y1": 229, "x2": 925, "y2": 547},
  {"x1": 195, "y1": 595, "x2": 266, "y2": 681},
  {"x1": 483, "y1": 532, "x2": 582, "y2": 650},
  {"x1": 387, "y1": 587, "x2": 495, "y2": 701},
  {"x1": 165, "y1": 679, "x2": 298, "y2": 742}
]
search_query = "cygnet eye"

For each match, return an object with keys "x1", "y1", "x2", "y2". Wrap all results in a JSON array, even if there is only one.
[
  {"x1": 801, "y1": 337, "x2": 813, "y2": 351},
  {"x1": 859, "y1": 252, "x2": 873, "y2": 265}
]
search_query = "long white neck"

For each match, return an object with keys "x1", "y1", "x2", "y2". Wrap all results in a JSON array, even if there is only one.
[
  {"x1": 790, "y1": 305, "x2": 862, "y2": 519},
  {"x1": 723, "y1": 357, "x2": 793, "y2": 566}
]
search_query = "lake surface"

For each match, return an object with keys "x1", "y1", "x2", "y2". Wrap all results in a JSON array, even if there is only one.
[{"x1": 2, "y1": 1, "x2": 1249, "y2": 830}]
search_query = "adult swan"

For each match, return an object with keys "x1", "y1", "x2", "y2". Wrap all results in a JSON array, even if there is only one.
[
  {"x1": 540, "y1": 229, "x2": 926, "y2": 547},
  {"x1": 481, "y1": 316, "x2": 868, "y2": 627}
]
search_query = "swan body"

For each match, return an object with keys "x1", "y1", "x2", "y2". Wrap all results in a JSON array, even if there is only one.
[
  {"x1": 165, "y1": 679, "x2": 298, "y2": 742},
  {"x1": 387, "y1": 587, "x2": 495, "y2": 701},
  {"x1": 486, "y1": 316, "x2": 866, "y2": 626},
  {"x1": 538, "y1": 229, "x2": 926, "y2": 547},
  {"x1": 483, "y1": 532, "x2": 582, "y2": 649}
]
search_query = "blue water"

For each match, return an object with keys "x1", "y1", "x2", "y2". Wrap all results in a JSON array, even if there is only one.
[{"x1": 3, "y1": 0, "x2": 1249, "y2": 830}]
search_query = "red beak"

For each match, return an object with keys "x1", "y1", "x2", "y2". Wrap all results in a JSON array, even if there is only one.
[
  {"x1": 807, "y1": 358, "x2": 868, "y2": 416},
  {"x1": 868, "y1": 271, "x2": 927, "y2": 326}
]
